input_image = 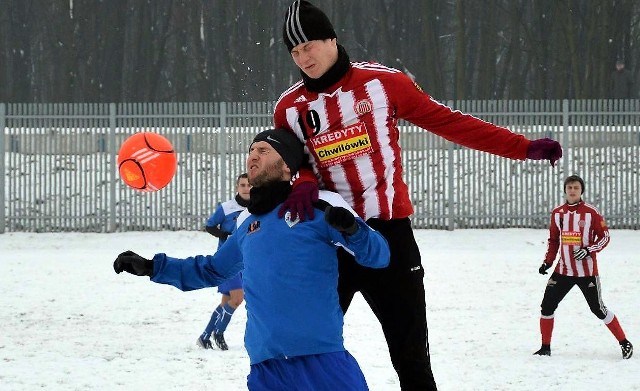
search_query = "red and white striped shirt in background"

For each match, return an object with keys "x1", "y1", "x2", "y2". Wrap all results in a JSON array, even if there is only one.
[
  {"x1": 544, "y1": 200, "x2": 610, "y2": 277},
  {"x1": 274, "y1": 62, "x2": 531, "y2": 221}
]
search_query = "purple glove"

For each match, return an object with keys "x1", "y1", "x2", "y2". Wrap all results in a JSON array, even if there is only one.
[
  {"x1": 526, "y1": 138, "x2": 562, "y2": 167},
  {"x1": 278, "y1": 181, "x2": 319, "y2": 222}
]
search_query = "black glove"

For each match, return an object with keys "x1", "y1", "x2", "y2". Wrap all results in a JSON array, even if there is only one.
[
  {"x1": 538, "y1": 262, "x2": 551, "y2": 275},
  {"x1": 113, "y1": 250, "x2": 154, "y2": 277},
  {"x1": 206, "y1": 226, "x2": 230, "y2": 240},
  {"x1": 573, "y1": 247, "x2": 590, "y2": 261},
  {"x1": 324, "y1": 206, "x2": 358, "y2": 236}
]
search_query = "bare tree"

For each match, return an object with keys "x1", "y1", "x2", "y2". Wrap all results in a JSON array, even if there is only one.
[{"x1": 2, "y1": 0, "x2": 640, "y2": 102}]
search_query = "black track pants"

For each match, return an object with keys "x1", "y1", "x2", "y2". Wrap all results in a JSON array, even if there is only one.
[
  {"x1": 337, "y1": 218, "x2": 437, "y2": 391},
  {"x1": 540, "y1": 273, "x2": 608, "y2": 319}
]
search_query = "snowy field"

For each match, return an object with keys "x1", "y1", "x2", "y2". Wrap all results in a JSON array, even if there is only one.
[{"x1": 1, "y1": 229, "x2": 638, "y2": 390}]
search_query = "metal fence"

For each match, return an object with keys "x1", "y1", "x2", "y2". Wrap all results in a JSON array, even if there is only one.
[{"x1": 1, "y1": 100, "x2": 639, "y2": 233}]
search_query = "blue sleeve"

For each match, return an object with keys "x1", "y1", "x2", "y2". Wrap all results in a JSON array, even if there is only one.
[
  {"x1": 150, "y1": 235, "x2": 244, "y2": 291},
  {"x1": 329, "y1": 219, "x2": 390, "y2": 269},
  {"x1": 205, "y1": 204, "x2": 225, "y2": 228}
]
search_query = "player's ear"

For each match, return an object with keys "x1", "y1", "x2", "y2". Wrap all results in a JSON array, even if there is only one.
[{"x1": 282, "y1": 165, "x2": 294, "y2": 182}]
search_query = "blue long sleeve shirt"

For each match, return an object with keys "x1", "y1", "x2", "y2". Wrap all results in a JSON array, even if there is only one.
[{"x1": 151, "y1": 191, "x2": 389, "y2": 364}]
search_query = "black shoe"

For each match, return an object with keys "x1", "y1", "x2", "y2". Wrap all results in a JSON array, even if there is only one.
[
  {"x1": 196, "y1": 335, "x2": 213, "y2": 349},
  {"x1": 533, "y1": 344, "x2": 551, "y2": 356},
  {"x1": 213, "y1": 332, "x2": 229, "y2": 351},
  {"x1": 620, "y1": 339, "x2": 633, "y2": 359}
]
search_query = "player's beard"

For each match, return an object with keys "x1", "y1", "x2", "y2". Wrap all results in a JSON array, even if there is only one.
[{"x1": 249, "y1": 158, "x2": 286, "y2": 187}]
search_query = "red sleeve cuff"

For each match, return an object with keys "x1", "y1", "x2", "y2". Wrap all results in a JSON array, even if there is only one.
[{"x1": 293, "y1": 168, "x2": 318, "y2": 187}]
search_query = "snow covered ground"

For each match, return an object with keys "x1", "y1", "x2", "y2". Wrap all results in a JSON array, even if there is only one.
[{"x1": 1, "y1": 229, "x2": 638, "y2": 390}]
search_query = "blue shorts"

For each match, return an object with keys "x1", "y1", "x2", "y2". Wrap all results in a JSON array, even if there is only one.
[
  {"x1": 246, "y1": 351, "x2": 368, "y2": 391},
  {"x1": 217, "y1": 272, "x2": 242, "y2": 295}
]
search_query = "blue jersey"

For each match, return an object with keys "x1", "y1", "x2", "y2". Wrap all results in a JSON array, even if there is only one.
[
  {"x1": 151, "y1": 190, "x2": 390, "y2": 364},
  {"x1": 206, "y1": 198, "x2": 246, "y2": 248}
]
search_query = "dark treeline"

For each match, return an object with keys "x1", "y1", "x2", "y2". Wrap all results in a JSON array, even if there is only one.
[{"x1": 1, "y1": 0, "x2": 639, "y2": 103}]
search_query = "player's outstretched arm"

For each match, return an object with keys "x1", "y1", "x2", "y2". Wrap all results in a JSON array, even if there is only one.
[
  {"x1": 526, "y1": 138, "x2": 563, "y2": 167},
  {"x1": 324, "y1": 205, "x2": 358, "y2": 235},
  {"x1": 113, "y1": 251, "x2": 153, "y2": 277},
  {"x1": 324, "y1": 205, "x2": 390, "y2": 269}
]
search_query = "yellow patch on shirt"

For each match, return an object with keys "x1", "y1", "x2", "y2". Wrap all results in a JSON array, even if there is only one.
[
  {"x1": 308, "y1": 122, "x2": 373, "y2": 168},
  {"x1": 561, "y1": 231, "x2": 582, "y2": 245}
]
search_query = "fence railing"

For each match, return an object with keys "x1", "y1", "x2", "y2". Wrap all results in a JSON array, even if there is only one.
[{"x1": 1, "y1": 100, "x2": 639, "y2": 233}]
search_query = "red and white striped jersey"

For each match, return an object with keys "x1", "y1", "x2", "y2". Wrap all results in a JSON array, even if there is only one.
[
  {"x1": 274, "y1": 62, "x2": 531, "y2": 220},
  {"x1": 544, "y1": 200, "x2": 610, "y2": 277}
]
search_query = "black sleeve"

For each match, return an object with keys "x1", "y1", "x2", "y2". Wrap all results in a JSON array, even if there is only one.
[
  {"x1": 205, "y1": 225, "x2": 229, "y2": 238},
  {"x1": 312, "y1": 199, "x2": 331, "y2": 213}
]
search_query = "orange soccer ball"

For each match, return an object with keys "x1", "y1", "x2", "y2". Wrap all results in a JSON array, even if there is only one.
[{"x1": 117, "y1": 132, "x2": 177, "y2": 192}]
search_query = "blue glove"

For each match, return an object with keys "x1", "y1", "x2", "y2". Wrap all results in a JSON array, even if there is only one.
[
  {"x1": 278, "y1": 181, "x2": 319, "y2": 222},
  {"x1": 527, "y1": 138, "x2": 562, "y2": 167}
]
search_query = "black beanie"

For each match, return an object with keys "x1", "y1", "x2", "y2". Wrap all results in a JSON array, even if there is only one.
[
  {"x1": 251, "y1": 129, "x2": 304, "y2": 174},
  {"x1": 283, "y1": 0, "x2": 337, "y2": 52}
]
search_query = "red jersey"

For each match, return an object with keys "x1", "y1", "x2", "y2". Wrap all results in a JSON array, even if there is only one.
[
  {"x1": 544, "y1": 200, "x2": 610, "y2": 277},
  {"x1": 274, "y1": 62, "x2": 531, "y2": 220}
]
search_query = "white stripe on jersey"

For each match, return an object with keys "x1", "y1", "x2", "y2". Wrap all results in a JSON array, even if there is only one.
[
  {"x1": 276, "y1": 81, "x2": 304, "y2": 104},
  {"x1": 337, "y1": 87, "x2": 356, "y2": 124},
  {"x1": 585, "y1": 201, "x2": 610, "y2": 253},
  {"x1": 548, "y1": 201, "x2": 609, "y2": 278},
  {"x1": 334, "y1": 83, "x2": 377, "y2": 216},
  {"x1": 591, "y1": 230, "x2": 610, "y2": 253},
  {"x1": 582, "y1": 212, "x2": 592, "y2": 247},
  {"x1": 572, "y1": 212, "x2": 585, "y2": 276},
  {"x1": 284, "y1": 91, "x2": 353, "y2": 202},
  {"x1": 553, "y1": 212, "x2": 562, "y2": 232},
  {"x1": 582, "y1": 213, "x2": 594, "y2": 276},
  {"x1": 278, "y1": 64, "x2": 413, "y2": 220},
  {"x1": 365, "y1": 79, "x2": 394, "y2": 218},
  {"x1": 560, "y1": 212, "x2": 573, "y2": 275},
  {"x1": 352, "y1": 62, "x2": 400, "y2": 74},
  {"x1": 330, "y1": 166, "x2": 352, "y2": 206},
  {"x1": 584, "y1": 202, "x2": 603, "y2": 215},
  {"x1": 284, "y1": 101, "x2": 314, "y2": 158},
  {"x1": 556, "y1": 209, "x2": 601, "y2": 277},
  {"x1": 334, "y1": 89, "x2": 365, "y2": 212}
]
